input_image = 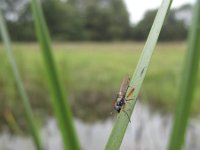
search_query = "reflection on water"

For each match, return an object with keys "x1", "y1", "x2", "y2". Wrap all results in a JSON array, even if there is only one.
[{"x1": 0, "y1": 103, "x2": 200, "y2": 150}]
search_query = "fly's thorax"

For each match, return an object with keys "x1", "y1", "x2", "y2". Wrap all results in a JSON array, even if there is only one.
[{"x1": 116, "y1": 95, "x2": 123, "y2": 102}]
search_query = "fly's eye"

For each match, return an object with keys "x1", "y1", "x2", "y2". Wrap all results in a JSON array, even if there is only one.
[{"x1": 117, "y1": 101, "x2": 121, "y2": 106}]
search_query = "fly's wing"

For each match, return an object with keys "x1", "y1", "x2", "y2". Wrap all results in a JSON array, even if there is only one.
[{"x1": 118, "y1": 75, "x2": 130, "y2": 96}]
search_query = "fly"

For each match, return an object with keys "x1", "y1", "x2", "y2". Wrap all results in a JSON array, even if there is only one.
[{"x1": 113, "y1": 75, "x2": 136, "y2": 122}]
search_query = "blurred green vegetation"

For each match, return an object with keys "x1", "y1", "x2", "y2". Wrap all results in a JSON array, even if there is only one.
[
  {"x1": 0, "y1": 0, "x2": 191, "y2": 41},
  {"x1": 0, "y1": 42, "x2": 199, "y2": 131}
]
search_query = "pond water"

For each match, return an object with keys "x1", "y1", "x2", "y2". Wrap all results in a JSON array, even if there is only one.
[{"x1": 0, "y1": 102, "x2": 200, "y2": 150}]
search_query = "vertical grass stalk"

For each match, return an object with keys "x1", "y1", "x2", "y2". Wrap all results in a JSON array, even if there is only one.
[
  {"x1": 30, "y1": 0, "x2": 81, "y2": 149},
  {"x1": 105, "y1": 0, "x2": 173, "y2": 149},
  {"x1": 0, "y1": 10, "x2": 42, "y2": 150},
  {"x1": 168, "y1": 0, "x2": 200, "y2": 149}
]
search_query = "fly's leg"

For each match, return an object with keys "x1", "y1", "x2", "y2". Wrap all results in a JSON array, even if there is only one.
[
  {"x1": 125, "y1": 96, "x2": 136, "y2": 102},
  {"x1": 122, "y1": 104, "x2": 131, "y2": 123},
  {"x1": 126, "y1": 98, "x2": 135, "y2": 101},
  {"x1": 125, "y1": 97, "x2": 136, "y2": 117}
]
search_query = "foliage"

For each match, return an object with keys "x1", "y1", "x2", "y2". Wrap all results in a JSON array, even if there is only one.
[
  {"x1": 42, "y1": 0, "x2": 85, "y2": 40},
  {"x1": 0, "y1": 0, "x2": 192, "y2": 41},
  {"x1": 132, "y1": 9, "x2": 188, "y2": 41},
  {"x1": 0, "y1": 0, "x2": 36, "y2": 41},
  {"x1": 83, "y1": 0, "x2": 130, "y2": 40}
]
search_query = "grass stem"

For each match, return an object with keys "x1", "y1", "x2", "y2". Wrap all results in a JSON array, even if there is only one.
[
  {"x1": 0, "y1": 9, "x2": 42, "y2": 150},
  {"x1": 168, "y1": 1, "x2": 200, "y2": 149},
  {"x1": 30, "y1": 0, "x2": 81, "y2": 149},
  {"x1": 105, "y1": 0, "x2": 173, "y2": 149}
]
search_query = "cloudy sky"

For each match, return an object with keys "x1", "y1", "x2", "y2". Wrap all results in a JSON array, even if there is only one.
[{"x1": 124, "y1": 0, "x2": 196, "y2": 23}]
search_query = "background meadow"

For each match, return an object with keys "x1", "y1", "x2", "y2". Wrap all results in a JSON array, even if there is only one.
[{"x1": 0, "y1": 42, "x2": 199, "y2": 128}]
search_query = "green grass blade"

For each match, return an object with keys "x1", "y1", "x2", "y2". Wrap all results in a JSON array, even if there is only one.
[
  {"x1": 0, "y1": 10, "x2": 42, "y2": 150},
  {"x1": 30, "y1": 0, "x2": 81, "y2": 150},
  {"x1": 168, "y1": 1, "x2": 200, "y2": 150},
  {"x1": 105, "y1": 0, "x2": 173, "y2": 149}
]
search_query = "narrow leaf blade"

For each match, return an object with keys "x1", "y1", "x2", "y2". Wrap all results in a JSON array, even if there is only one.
[
  {"x1": 0, "y1": 9, "x2": 42, "y2": 150},
  {"x1": 30, "y1": 0, "x2": 81, "y2": 149},
  {"x1": 168, "y1": 0, "x2": 200, "y2": 149},
  {"x1": 105, "y1": 0, "x2": 173, "y2": 149}
]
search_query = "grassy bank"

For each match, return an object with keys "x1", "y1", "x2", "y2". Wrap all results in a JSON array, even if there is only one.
[{"x1": 0, "y1": 42, "x2": 199, "y2": 131}]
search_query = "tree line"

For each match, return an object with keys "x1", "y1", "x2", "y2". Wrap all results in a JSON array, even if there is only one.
[{"x1": 1, "y1": 0, "x2": 192, "y2": 41}]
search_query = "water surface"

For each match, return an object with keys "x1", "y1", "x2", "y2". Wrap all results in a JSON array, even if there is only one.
[{"x1": 0, "y1": 103, "x2": 200, "y2": 150}]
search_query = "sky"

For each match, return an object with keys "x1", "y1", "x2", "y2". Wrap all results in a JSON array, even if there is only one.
[{"x1": 124, "y1": 0, "x2": 196, "y2": 23}]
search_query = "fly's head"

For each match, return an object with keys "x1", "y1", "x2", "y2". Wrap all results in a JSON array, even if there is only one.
[{"x1": 114, "y1": 99, "x2": 125, "y2": 113}]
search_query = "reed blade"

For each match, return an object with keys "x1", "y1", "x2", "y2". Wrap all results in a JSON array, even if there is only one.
[
  {"x1": 0, "y1": 9, "x2": 42, "y2": 150},
  {"x1": 105, "y1": 0, "x2": 173, "y2": 149},
  {"x1": 168, "y1": 1, "x2": 200, "y2": 149},
  {"x1": 30, "y1": 0, "x2": 81, "y2": 149}
]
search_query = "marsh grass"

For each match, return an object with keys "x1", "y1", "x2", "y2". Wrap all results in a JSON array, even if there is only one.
[
  {"x1": 0, "y1": 10, "x2": 42, "y2": 150},
  {"x1": 30, "y1": 0, "x2": 80, "y2": 149},
  {"x1": 105, "y1": 0, "x2": 173, "y2": 149},
  {"x1": 168, "y1": 1, "x2": 200, "y2": 149}
]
